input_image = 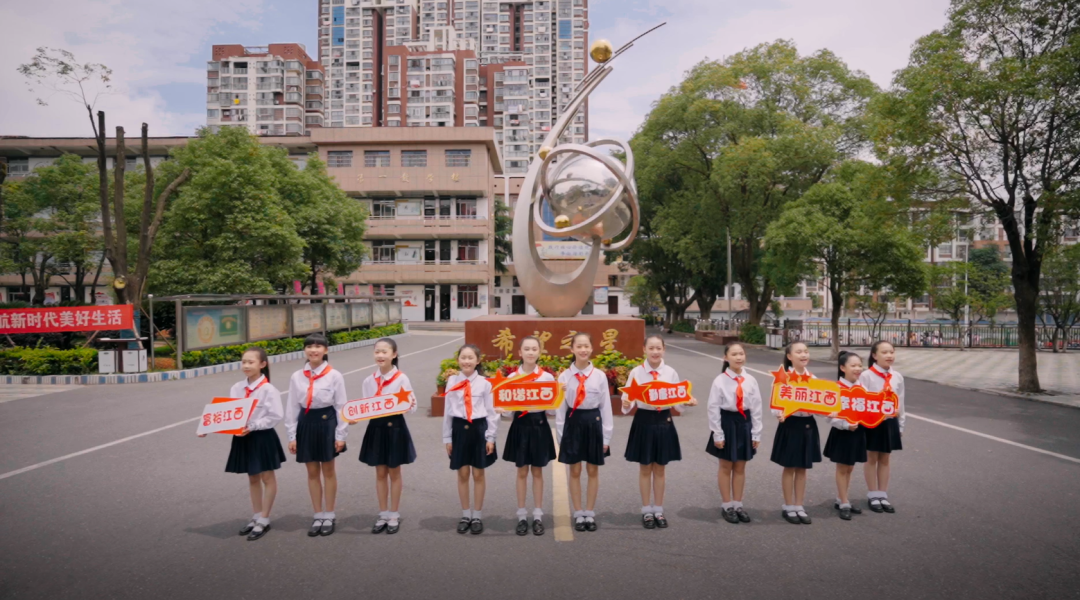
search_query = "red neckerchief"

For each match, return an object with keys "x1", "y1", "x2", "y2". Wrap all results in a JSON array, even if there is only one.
[
  {"x1": 726, "y1": 371, "x2": 746, "y2": 417},
  {"x1": 374, "y1": 370, "x2": 403, "y2": 396},
  {"x1": 448, "y1": 375, "x2": 473, "y2": 422},
  {"x1": 570, "y1": 366, "x2": 591, "y2": 417},
  {"x1": 869, "y1": 365, "x2": 892, "y2": 392},
  {"x1": 244, "y1": 378, "x2": 268, "y2": 398},
  {"x1": 302, "y1": 365, "x2": 333, "y2": 414},
  {"x1": 512, "y1": 368, "x2": 542, "y2": 418}
]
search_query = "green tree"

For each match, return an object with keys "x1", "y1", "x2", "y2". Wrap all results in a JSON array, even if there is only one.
[
  {"x1": 626, "y1": 274, "x2": 661, "y2": 317},
  {"x1": 278, "y1": 155, "x2": 368, "y2": 293},
  {"x1": 765, "y1": 163, "x2": 927, "y2": 359},
  {"x1": 871, "y1": 0, "x2": 1080, "y2": 391},
  {"x1": 149, "y1": 127, "x2": 306, "y2": 296},
  {"x1": 493, "y1": 199, "x2": 512, "y2": 274},
  {"x1": 1039, "y1": 243, "x2": 1080, "y2": 352},
  {"x1": 631, "y1": 41, "x2": 879, "y2": 324},
  {"x1": 929, "y1": 253, "x2": 1013, "y2": 348}
]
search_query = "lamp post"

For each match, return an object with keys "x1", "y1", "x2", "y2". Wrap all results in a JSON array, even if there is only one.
[{"x1": 148, "y1": 294, "x2": 154, "y2": 371}]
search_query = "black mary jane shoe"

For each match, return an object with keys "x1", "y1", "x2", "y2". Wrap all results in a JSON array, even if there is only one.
[
  {"x1": 722, "y1": 508, "x2": 740, "y2": 524},
  {"x1": 574, "y1": 519, "x2": 586, "y2": 532},
  {"x1": 470, "y1": 518, "x2": 484, "y2": 535},
  {"x1": 307, "y1": 519, "x2": 323, "y2": 537},
  {"x1": 239, "y1": 520, "x2": 256, "y2": 536},
  {"x1": 319, "y1": 518, "x2": 336, "y2": 536},
  {"x1": 386, "y1": 520, "x2": 400, "y2": 535},
  {"x1": 868, "y1": 499, "x2": 884, "y2": 513},
  {"x1": 247, "y1": 523, "x2": 271, "y2": 541},
  {"x1": 585, "y1": 518, "x2": 598, "y2": 532},
  {"x1": 783, "y1": 510, "x2": 801, "y2": 525},
  {"x1": 516, "y1": 519, "x2": 529, "y2": 536},
  {"x1": 532, "y1": 519, "x2": 545, "y2": 536},
  {"x1": 798, "y1": 513, "x2": 812, "y2": 525},
  {"x1": 836, "y1": 502, "x2": 862, "y2": 515},
  {"x1": 838, "y1": 507, "x2": 852, "y2": 521},
  {"x1": 735, "y1": 508, "x2": 751, "y2": 523},
  {"x1": 881, "y1": 501, "x2": 896, "y2": 514},
  {"x1": 372, "y1": 518, "x2": 388, "y2": 534},
  {"x1": 654, "y1": 514, "x2": 669, "y2": 529},
  {"x1": 642, "y1": 514, "x2": 656, "y2": 529},
  {"x1": 457, "y1": 517, "x2": 471, "y2": 534}
]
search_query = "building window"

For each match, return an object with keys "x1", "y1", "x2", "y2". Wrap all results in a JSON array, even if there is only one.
[
  {"x1": 6, "y1": 158, "x2": 29, "y2": 174},
  {"x1": 372, "y1": 240, "x2": 396, "y2": 262},
  {"x1": 401, "y1": 150, "x2": 427, "y2": 167},
  {"x1": 457, "y1": 240, "x2": 479, "y2": 262},
  {"x1": 371, "y1": 198, "x2": 396, "y2": 218},
  {"x1": 207, "y1": 109, "x2": 219, "y2": 118},
  {"x1": 364, "y1": 150, "x2": 391, "y2": 167},
  {"x1": 327, "y1": 151, "x2": 353, "y2": 167},
  {"x1": 445, "y1": 149, "x2": 471, "y2": 167},
  {"x1": 458, "y1": 285, "x2": 479, "y2": 309},
  {"x1": 456, "y1": 197, "x2": 478, "y2": 218},
  {"x1": 494, "y1": 276, "x2": 502, "y2": 287},
  {"x1": 492, "y1": 296, "x2": 501, "y2": 309}
]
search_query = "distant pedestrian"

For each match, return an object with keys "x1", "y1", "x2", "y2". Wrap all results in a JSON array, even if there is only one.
[
  {"x1": 824, "y1": 351, "x2": 868, "y2": 521},
  {"x1": 443, "y1": 344, "x2": 498, "y2": 534},
  {"x1": 353, "y1": 338, "x2": 417, "y2": 535},
  {"x1": 622, "y1": 335, "x2": 695, "y2": 530},
  {"x1": 771, "y1": 341, "x2": 821, "y2": 525},
  {"x1": 556, "y1": 332, "x2": 613, "y2": 533},
  {"x1": 500, "y1": 336, "x2": 557, "y2": 536},
  {"x1": 285, "y1": 333, "x2": 349, "y2": 537},
  {"x1": 198, "y1": 347, "x2": 285, "y2": 541},
  {"x1": 859, "y1": 341, "x2": 905, "y2": 514},
  {"x1": 706, "y1": 342, "x2": 762, "y2": 525}
]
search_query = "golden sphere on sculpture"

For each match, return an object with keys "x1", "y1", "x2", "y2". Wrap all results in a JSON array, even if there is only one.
[
  {"x1": 555, "y1": 214, "x2": 572, "y2": 229},
  {"x1": 538, "y1": 146, "x2": 553, "y2": 160},
  {"x1": 590, "y1": 39, "x2": 614, "y2": 63}
]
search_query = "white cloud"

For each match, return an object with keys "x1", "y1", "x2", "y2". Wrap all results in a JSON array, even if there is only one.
[
  {"x1": 0, "y1": 0, "x2": 266, "y2": 138},
  {"x1": 587, "y1": 0, "x2": 952, "y2": 142}
]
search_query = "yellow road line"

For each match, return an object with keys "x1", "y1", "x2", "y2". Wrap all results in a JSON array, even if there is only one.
[{"x1": 550, "y1": 426, "x2": 574, "y2": 542}]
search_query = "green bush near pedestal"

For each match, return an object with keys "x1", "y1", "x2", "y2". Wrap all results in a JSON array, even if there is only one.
[
  {"x1": 739, "y1": 323, "x2": 766, "y2": 344},
  {"x1": 0, "y1": 348, "x2": 98, "y2": 375},
  {"x1": 180, "y1": 323, "x2": 405, "y2": 368}
]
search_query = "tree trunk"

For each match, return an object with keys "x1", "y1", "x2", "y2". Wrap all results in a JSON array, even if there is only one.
[
  {"x1": 95, "y1": 111, "x2": 115, "y2": 278},
  {"x1": 89, "y1": 251, "x2": 106, "y2": 303},
  {"x1": 112, "y1": 127, "x2": 129, "y2": 304},
  {"x1": 696, "y1": 292, "x2": 716, "y2": 321},
  {"x1": 1014, "y1": 278, "x2": 1042, "y2": 392},
  {"x1": 1051, "y1": 327, "x2": 1060, "y2": 353},
  {"x1": 829, "y1": 286, "x2": 843, "y2": 361}
]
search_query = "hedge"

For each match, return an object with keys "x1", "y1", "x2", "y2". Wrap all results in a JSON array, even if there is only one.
[
  {"x1": 739, "y1": 323, "x2": 766, "y2": 345},
  {"x1": 671, "y1": 319, "x2": 695, "y2": 334},
  {"x1": 0, "y1": 347, "x2": 98, "y2": 375},
  {"x1": 181, "y1": 323, "x2": 405, "y2": 368}
]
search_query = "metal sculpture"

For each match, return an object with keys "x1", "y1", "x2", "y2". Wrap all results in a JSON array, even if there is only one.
[{"x1": 510, "y1": 25, "x2": 665, "y2": 318}]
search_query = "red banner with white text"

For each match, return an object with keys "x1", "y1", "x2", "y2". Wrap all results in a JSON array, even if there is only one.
[{"x1": 0, "y1": 305, "x2": 134, "y2": 334}]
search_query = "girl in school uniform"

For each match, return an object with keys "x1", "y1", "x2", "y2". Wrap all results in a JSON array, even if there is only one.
[
  {"x1": 200, "y1": 347, "x2": 285, "y2": 541},
  {"x1": 706, "y1": 342, "x2": 763, "y2": 525},
  {"x1": 500, "y1": 336, "x2": 557, "y2": 536},
  {"x1": 859, "y1": 340, "x2": 905, "y2": 513},
  {"x1": 622, "y1": 334, "x2": 695, "y2": 529},
  {"x1": 556, "y1": 332, "x2": 613, "y2": 533},
  {"x1": 770, "y1": 341, "x2": 821, "y2": 525},
  {"x1": 284, "y1": 333, "x2": 349, "y2": 537},
  {"x1": 443, "y1": 344, "x2": 499, "y2": 535},
  {"x1": 824, "y1": 351, "x2": 868, "y2": 521},
  {"x1": 357, "y1": 338, "x2": 417, "y2": 535}
]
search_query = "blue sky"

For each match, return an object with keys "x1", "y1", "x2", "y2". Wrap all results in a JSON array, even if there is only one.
[{"x1": 0, "y1": 0, "x2": 950, "y2": 140}]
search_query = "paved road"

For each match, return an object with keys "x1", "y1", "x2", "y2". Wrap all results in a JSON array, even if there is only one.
[{"x1": 1, "y1": 333, "x2": 1078, "y2": 599}]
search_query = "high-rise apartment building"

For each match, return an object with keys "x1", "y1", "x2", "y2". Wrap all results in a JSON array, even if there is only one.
[
  {"x1": 206, "y1": 44, "x2": 326, "y2": 136},
  {"x1": 317, "y1": 0, "x2": 589, "y2": 173}
]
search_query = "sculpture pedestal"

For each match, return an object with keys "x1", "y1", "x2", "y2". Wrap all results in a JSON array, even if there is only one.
[{"x1": 464, "y1": 315, "x2": 645, "y2": 360}]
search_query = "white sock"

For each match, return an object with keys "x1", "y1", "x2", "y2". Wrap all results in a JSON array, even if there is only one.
[
  {"x1": 722, "y1": 502, "x2": 733, "y2": 510},
  {"x1": 795, "y1": 506, "x2": 807, "y2": 516},
  {"x1": 388, "y1": 512, "x2": 400, "y2": 523},
  {"x1": 252, "y1": 512, "x2": 262, "y2": 521},
  {"x1": 462, "y1": 509, "x2": 472, "y2": 519},
  {"x1": 733, "y1": 501, "x2": 744, "y2": 509},
  {"x1": 314, "y1": 512, "x2": 325, "y2": 521},
  {"x1": 256, "y1": 516, "x2": 270, "y2": 526},
  {"x1": 653, "y1": 505, "x2": 663, "y2": 516},
  {"x1": 517, "y1": 508, "x2": 528, "y2": 519},
  {"x1": 642, "y1": 505, "x2": 653, "y2": 515},
  {"x1": 532, "y1": 508, "x2": 544, "y2": 520},
  {"x1": 880, "y1": 492, "x2": 889, "y2": 500},
  {"x1": 323, "y1": 511, "x2": 335, "y2": 520},
  {"x1": 574, "y1": 510, "x2": 584, "y2": 522},
  {"x1": 782, "y1": 504, "x2": 793, "y2": 512},
  {"x1": 378, "y1": 511, "x2": 390, "y2": 520},
  {"x1": 472, "y1": 510, "x2": 482, "y2": 520},
  {"x1": 584, "y1": 510, "x2": 595, "y2": 519},
  {"x1": 839, "y1": 502, "x2": 851, "y2": 509}
]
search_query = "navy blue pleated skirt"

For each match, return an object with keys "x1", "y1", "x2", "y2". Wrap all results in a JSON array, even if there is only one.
[
  {"x1": 502, "y1": 411, "x2": 557, "y2": 468},
  {"x1": 769, "y1": 415, "x2": 822, "y2": 469},
  {"x1": 225, "y1": 428, "x2": 286, "y2": 475},
  {"x1": 558, "y1": 408, "x2": 609, "y2": 466},
  {"x1": 296, "y1": 406, "x2": 346, "y2": 464},
  {"x1": 624, "y1": 409, "x2": 681, "y2": 466},
  {"x1": 824, "y1": 425, "x2": 868, "y2": 465},
  {"x1": 449, "y1": 416, "x2": 497, "y2": 470},
  {"x1": 706, "y1": 409, "x2": 756, "y2": 462},
  {"x1": 865, "y1": 417, "x2": 903, "y2": 453},
  {"x1": 358, "y1": 413, "x2": 417, "y2": 468}
]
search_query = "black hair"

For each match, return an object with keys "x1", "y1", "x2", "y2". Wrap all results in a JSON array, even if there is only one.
[
  {"x1": 375, "y1": 337, "x2": 399, "y2": 368},
  {"x1": 243, "y1": 346, "x2": 271, "y2": 383},
  {"x1": 644, "y1": 334, "x2": 665, "y2": 348},
  {"x1": 571, "y1": 331, "x2": 592, "y2": 346},
  {"x1": 721, "y1": 342, "x2": 745, "y2": 374},
  {"x1": 303, "y1": 333, "x2": 331, "y2": 363},
  {"x1": 783, "y1": 341, "x2": 808, "y2": 371},
  {"x1": 457, "y1": 343, "x2": 484, "y2": 374},
  {"x1": 867, "y1": 340, "x2": 894, "y2": 369},
  {"x1": 519, "y1": 335, "x2": 541, "y2": 357},
  {"x1": 837, "y1": 350, "x2": 861, "y2": 381}
]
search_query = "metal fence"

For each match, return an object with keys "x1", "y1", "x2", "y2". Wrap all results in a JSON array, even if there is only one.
[{"x1": 781, "y1": 319, "x2": 1080, "y2": 350}]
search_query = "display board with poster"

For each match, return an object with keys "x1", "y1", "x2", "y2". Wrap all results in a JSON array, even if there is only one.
[
  {"x1": 183, "y1": 306, "x2": 246, "y2": 351},
  {"x1": 372, "y1": 301, "x2": 389, "y2": 325},
  {"x1": 350, "y1": 302, "x2": 372, "y2": 326},
  {"x1": 248, "y1": 305, "x2": 290, "y2": 341},
  {"x1": 325, "y1": 303, "x2": 350, "y2": 331},
  {"x1": 292, "y1": 304, "x2": 324, "y2": 335}
]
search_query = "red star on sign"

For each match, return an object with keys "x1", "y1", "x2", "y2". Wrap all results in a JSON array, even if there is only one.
[
  {"x1": 793, "y1": 372, "x2": 813, "y2": 383},
  {"x1": 487, "y1": 370, "x2": 511, "y2": 391},
  {"x1": 393, "y1": 388, "x2": 414, "y2": 409},
  {"x1": 770, "y1": 366, "x2": 790, "y2": 385},
  {"x1": 618, "y1": 377, "x2": 650, "y2": 404}
]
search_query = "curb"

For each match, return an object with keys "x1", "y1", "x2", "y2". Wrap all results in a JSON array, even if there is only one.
[{"x1": 0, "y1": 328, "x2": 410, "y2": 386}]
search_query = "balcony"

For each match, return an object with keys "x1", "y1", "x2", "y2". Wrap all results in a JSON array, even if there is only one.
[{"x1": 355, "y1": 261, "x2": 490, "y2": 285}]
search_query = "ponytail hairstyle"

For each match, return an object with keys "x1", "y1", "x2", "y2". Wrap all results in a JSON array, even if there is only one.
[
  {"x1": 837, "y1": 350, "x2": 856, "y2": 381},
  {"x1": 376, "y1": 337, "x2": 399, "y2": 368},
  {"x1": 457, "y1": 343, "x2": 484, "y2": 375},
  {"x1": 644, "y1": 334, "x2": 665, "y2": 348},
  {"x1": 721, "y1": 342, "x2": 745, "y2": 374},
  {"x1": 243, "y1": 346, "x2": 271, "y2": 383},
  {"x1": 303, "y1": 333, "x2": 331, "y2": 363},
  {"x1": 571, "y1": 331, "x2": 593, "y2": 346},
  {"x1": 783, "y1": 341, "x2": 808, "y2": 371},
  {"x1": 867, "y1": 340, "x2": 893, "y2": 369}
]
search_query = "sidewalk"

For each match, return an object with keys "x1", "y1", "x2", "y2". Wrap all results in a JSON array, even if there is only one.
[{"x1": 798, "y1": 347, "x2": 1080, "y2": 409}]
